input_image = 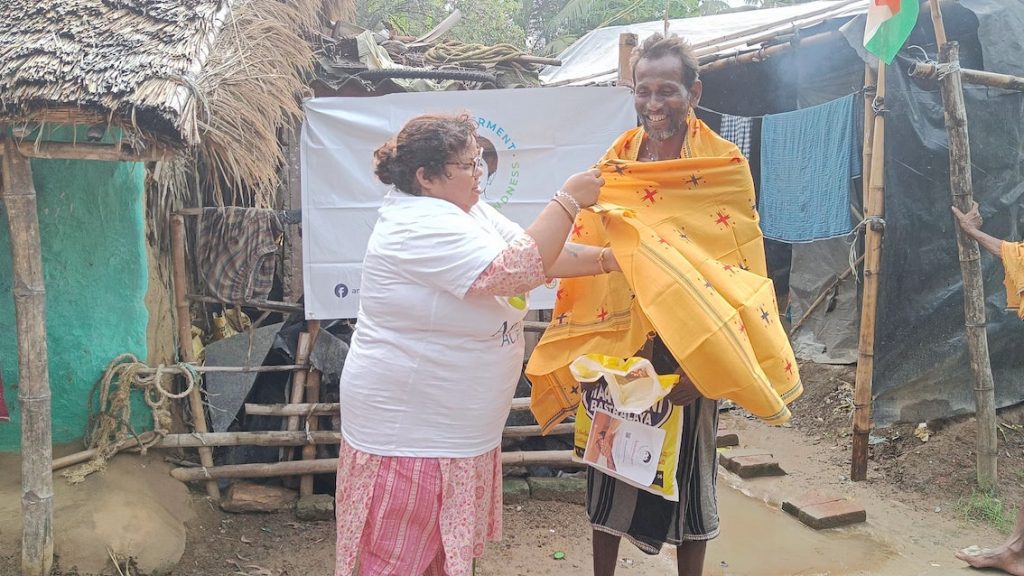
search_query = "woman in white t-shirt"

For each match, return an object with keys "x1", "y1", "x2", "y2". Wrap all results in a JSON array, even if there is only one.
[{"x1": 335, "y1": 113, "x2": 619, "y2": 576}]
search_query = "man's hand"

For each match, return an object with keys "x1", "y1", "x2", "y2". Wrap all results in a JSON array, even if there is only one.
[
  {"x1": 952, "y1": 201, "x2": 982, "y2": 235},
  {"x1": 664, "y1": 371, "x2": 703, "y2": 406}
]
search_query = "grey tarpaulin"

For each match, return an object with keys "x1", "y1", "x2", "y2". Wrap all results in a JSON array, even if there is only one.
[
  {"x1": 790, "y1": 238, "x2": 860, "y2": 364},
  {"x1": 842, "y1": 0, "x2": 1024, "y2": 425},
  {"x1": 204, "y1": 322, "x2": 285, "y2": 433}
]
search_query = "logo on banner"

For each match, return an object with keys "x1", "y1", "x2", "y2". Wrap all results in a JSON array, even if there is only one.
[
  {"x1": 333, "y1": 283, "x2": 359, "y2": 299},
  {"x1": 475, "y1": 116, "x2": 519, "y2": 211}
]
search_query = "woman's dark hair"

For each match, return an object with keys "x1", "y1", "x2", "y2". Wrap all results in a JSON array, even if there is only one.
[
  {"x1": 373, "y1": 113, "x2": 477, "y2": 195},
  {"x1": 631, "y1": 33, "x2": 700, "y2": 89}
]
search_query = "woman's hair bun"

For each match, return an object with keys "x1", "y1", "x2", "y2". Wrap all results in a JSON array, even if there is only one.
[{"x1": 373, "y1": 140, "x2": 397, "y2": 185}]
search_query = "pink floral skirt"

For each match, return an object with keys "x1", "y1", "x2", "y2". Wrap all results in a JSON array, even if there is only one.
[{"x1": 334, "y1": 439, "x2": 502, "y2": 576}]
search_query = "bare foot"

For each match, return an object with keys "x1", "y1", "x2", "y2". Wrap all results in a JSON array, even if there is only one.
[{"x1": 956, "y1": 544, "x2": 1024, "y2": 575}]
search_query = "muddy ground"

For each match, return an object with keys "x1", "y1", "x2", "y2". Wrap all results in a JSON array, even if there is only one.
[{"x1": 3, "y1": 361, "x2": 1024, "y2": 575}]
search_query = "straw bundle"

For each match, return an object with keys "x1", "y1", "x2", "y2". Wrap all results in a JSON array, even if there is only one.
[{"x1": 1, "y1": 0, "x2": 318, "y2": 211}]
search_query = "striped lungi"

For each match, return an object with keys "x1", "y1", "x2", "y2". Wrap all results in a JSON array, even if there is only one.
[
  {"x1": 586, "y1": 338, "x2": 720, "y2": 554},
  {"x1": 335, "y1": 439, "x2": 502, "y2": 576}
]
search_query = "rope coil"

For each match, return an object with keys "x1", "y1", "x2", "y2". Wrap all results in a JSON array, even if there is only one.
[{"x1": 63, "y1": 354, "x2": 202, "y2": 484}]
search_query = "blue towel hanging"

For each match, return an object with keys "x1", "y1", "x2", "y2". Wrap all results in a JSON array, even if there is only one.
[{"x1": 758, "y1": 94, "x2": 860, "y2": 243}]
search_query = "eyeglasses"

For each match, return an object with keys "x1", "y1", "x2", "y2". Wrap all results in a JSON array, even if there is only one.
[{"x1": 446, "y1": 151, "x2": 486, "y2": 172}]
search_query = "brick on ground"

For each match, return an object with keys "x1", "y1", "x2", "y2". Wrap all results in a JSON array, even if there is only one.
[
  {"x1": 781, "y1": 490, "x2": 845, "y2": 516},
  {"x1": 797, "y1": 499, "x2": 867, "y2": 529},
  {"x1": 719, "y1": 449, "x2": 785, "y2": 478},
  {"x1": 716, "y1": 431, "x2": 739, "y2": 448},
  {"x1": 220, "y1": 481, "x2": 297, "y2": 513}
]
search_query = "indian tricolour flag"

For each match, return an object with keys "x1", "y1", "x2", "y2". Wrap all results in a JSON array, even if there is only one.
[{"x1": 863, "y1": 0, "x2": 919, "y2": 64}]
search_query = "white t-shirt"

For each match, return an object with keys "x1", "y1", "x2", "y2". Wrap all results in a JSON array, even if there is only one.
[{"x1": 339, "y1": 192, "x2": 530, "y2": 457}]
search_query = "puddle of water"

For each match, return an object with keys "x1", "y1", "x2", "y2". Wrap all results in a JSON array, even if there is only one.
[{"x1": 702, "y1": 486, "x2": 895, "y2": 576}]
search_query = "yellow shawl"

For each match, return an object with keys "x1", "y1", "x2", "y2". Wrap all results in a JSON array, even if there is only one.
[
  {"x1": 527, "y1": 116, "x2": 802, "y2": 433},
  {"x1": 1002, "y1": 241, "x2": 1024, "y2": 319}
]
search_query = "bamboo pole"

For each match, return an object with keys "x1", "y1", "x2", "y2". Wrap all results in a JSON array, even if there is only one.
[
  {"x1": 2, "y1": 136, "x2": 54, "y2": 576},
  {"x1": 862, "y1": 63, "x2": 877, "y2": 208},
  {"x1": 617, "y1": 32, "x2": 638, "y2": 87},
  {"x1": 282, "y1": 329, "x2": 314, "y2": 463},
  {"x1": 59, "y1": 421, "x2": 577, "y2": 475},
  {"x1": 245, "y1": 396, "x2": 535, "y2": 416},
  {"x1": 157, "y1": 430, "x2": 339, "y2": 448},
  {"x1": 851, "y1": 62, "x2": 887, "y2": 482},
  {"x1": 171, "y1": 213, "x2": 220, "y2": 500},
  {"x1": 299, "y1": 369, "x2": 322, "y2": 496},
  {"x1": 699, "y1": 30, "x2": 841, "y2": 74},
  {"x1": 141, "y1": 363, "x2": 308, "y2": 375},
  {"x1": 171, "y1": 450, "x2": 582, "y2": 482},
  {"x1": 934, "y1": 40, "x2": 998, "y2": 490},
  {"x1": 186, "y1": 293, "x2": 304, "y2": 314},
  {"x1": 909, "y1": 62, "x2": 1024, "y2": 92},
  {"x1": 929, "y1": 0, "x2": 948, "y2": 47}
]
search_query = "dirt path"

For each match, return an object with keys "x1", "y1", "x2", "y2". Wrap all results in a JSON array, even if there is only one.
[{"x1": 2, "y1": 362, "x2": 1020, "y2": 575}]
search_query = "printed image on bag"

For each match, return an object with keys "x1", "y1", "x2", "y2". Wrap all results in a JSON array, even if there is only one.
[{"x1": 574, "y1": 380, "x2": 683, "y2": 501}]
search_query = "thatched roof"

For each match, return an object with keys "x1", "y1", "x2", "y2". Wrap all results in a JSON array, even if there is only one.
[
  {"x1": 1, "y1": 0, "x2": 318, "y2": 205},
  {"x1": 0, "y1": 0, "x2": 228, "y2": 146}
]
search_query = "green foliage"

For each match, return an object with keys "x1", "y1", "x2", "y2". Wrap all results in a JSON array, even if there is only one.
[
  {"x1": 956, "y1": 490, "x2": 1015, "y2": 534},
  {"x1": 529, "y1": 0, "x2": 737, "y2": 55},
  {"x1": 353, "y1": 0, "x2": 822, "y2": 56},
  {"x1": 355, "y1": 0, "x2": 528, "y2": 49},
  {"x1": 450, "y1": 0, "x2": 528, "y2": 48}
]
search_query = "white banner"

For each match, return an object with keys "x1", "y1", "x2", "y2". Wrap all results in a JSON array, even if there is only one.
[{"x1": 301, "y1": 86, "x2": 636, "y2": 320}]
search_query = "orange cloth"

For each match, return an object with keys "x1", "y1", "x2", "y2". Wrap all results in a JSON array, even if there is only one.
[
  {"x1": 1002, "y1": 241, "x2": 1024, "y2": 319},
  {"x1": 527, "y1": 115, "x2": 802, "y2": 433}
]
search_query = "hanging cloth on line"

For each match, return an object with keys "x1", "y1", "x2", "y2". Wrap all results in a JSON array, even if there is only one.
[
  {"x1": 719, "y1": 114, "x2": 753, "y2": 160},
  {"x1": 198, "y1": 207, "x2": 283, "y2": 302},
  {"x1": 758, "y1": 94, "x2": 860, "y2": 243}
]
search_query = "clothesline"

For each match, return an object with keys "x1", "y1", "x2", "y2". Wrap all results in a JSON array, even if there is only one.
[{"x1": 696, "y1": 87, "x2": 944, "y2": 119}]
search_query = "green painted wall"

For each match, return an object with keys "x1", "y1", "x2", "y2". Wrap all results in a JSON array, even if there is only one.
[{"x1": 0, "y1": 158, "x2": 150, "y2": 451}]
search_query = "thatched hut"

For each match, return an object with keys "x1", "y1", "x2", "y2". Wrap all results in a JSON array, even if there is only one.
[{"x1": 0, "y1": 0, "x2": 319, "y2": 573}]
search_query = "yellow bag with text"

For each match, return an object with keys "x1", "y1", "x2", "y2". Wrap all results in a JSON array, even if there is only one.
[{"x1": 571, "y1": 355, "x2": 684, "y2": 501}]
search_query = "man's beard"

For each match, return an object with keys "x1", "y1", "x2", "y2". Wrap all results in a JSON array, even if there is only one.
[{"x1": 644, "y1": 123, "x2": 680, "y2": 142}]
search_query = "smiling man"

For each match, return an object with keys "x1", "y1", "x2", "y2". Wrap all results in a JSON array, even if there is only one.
[{"x1": 581, "y1": 34, "x2": 750, "y2": 576}]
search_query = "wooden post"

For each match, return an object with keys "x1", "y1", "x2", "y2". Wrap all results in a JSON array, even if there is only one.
[
  {"x1": 934, "y1": 41, "x2": 999, "y2": 490},
  {"x1": 929, "y1": 0, "x2": 948, "y2": 47},
  {"x1": 282, "y1": 327, "x2": 313, "y2": 461},
  {"x1": 862, "y1": 63, "x2": 877, "y2": 207},
  {"x1": 2, "y1": 136, "x2": 54, "y2": 576},
  {"x1": 617, "y1": 33, "x2": 638, "y2": 88},
  {"x1": 851, "y1": 63, "x2": 887, "y2": 481},
  {"x1": 299, "y1": 368, "x2": 322, "y2": 496},
  {"x1": 170, "y1": 214, "x2": 220, "y2": 500},
  {"x1": 910, "y1": 62, "x2": 1024, "y2": 92}
]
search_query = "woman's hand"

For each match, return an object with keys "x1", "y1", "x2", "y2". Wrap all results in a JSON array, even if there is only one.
[
  {"x1": 561, "y1": 168, "x2": 604, "y2": 209},
  {"x1": 952, "y1": 201, "x2": 982, "y2": 234}
]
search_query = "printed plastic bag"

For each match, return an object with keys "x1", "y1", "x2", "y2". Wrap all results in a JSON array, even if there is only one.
[
  {"x1": 569, "y1": 354, "x2": 677, "y2": 413},
  {"x1": 574, "y1": 379, "x2": 683, "y2": 501}
]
